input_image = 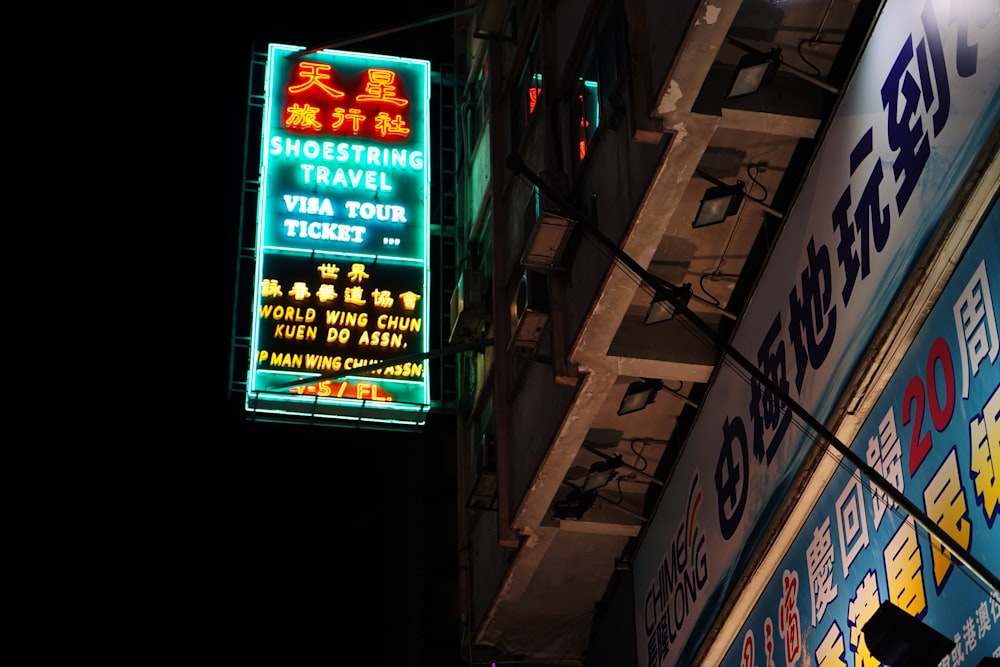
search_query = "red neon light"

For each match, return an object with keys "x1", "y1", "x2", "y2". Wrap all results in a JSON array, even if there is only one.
[
  {"x1": 529, "y1": 87, "x2": 541, "y2": 114},
  {"x1": 292, "y1": 379, "x2": 395, "y2": 402},
  {"x1": 281, "y1": 63, "x2": 413, "y2": 140},
  {"x1": 356, "y1": 69, "x2": 409, "y2": 107},
  {"x1": 577, "y1": 94, "x2": 589, "y2": 160},
  {"x1": 288, "y1": 62, "x2": 346, "y2": 98}
]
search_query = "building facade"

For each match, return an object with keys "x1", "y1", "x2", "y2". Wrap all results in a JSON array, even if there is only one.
[{"x1": 448, "y1": 0, "x2": 1000, "y2": 666}]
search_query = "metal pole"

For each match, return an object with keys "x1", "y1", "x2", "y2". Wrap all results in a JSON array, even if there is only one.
[
  {"x1": 506, "y1": 153, "x2": 1000, "y2": 594},
  {"x1": 289, "y1": 7, "x2": 479, "y2": 58},
  {"x1": 265, "y1": 337, "x2": 494, "y2": 391}
]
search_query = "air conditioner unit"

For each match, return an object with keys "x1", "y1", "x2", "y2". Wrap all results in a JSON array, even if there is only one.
[
  {"x1": 449, "y1": 269, "x2": 486, "y2": 344},
  {"x1": 521, "y1": 210, "x2": 575, "y2": 273},
  {"x1": 509, "y1": 270, "x2": 550, "y2": 353}
]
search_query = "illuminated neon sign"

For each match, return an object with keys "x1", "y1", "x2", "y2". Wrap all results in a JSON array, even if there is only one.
[{"x1": 247, "y1": 44, "x2": 431, "y2": 426}]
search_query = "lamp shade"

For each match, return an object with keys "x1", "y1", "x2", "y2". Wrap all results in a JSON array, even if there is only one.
[
  {"x1": 693, "y1": 184, "x2": 744, "y2": 228},
  {"x1": 644, "y1": 285, "x2": 692, "y2": 325},
  {"x1": 644, "y1": 297, "x2": 679, "y2": 325},
  {"x1": 581, "y1": 455, "x2": 623, "y2": 492},
  {"x1": 618, "y1": 379, "x2": 660, "y2": 416},
  {"x1": 552, "y1": 488, "x2": 596, "y2": 520},
  {"x1": 727, "y1": 49, "x2": 781, "y2": 98}
]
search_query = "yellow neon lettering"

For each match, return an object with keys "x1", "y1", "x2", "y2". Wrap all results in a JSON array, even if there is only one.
[
  {"x1": 326, "y1": 327, "x2": 351, "y2": 344},
  {"x1": 325, "y1": 311, "x2": 368, "y2": 327},
  {"x1": 376, "y1": 314, "x2": 421, "y2": 332},
  {"x1": 275, "y1": 324, "x2": 317, "y2": 341},
  {"x1": 261, "y1": 305, "x2": 316, "y2": 322},
  {"x1": 358, "y1": 331, "x2": 403, "y2": 348},
  {"x1": 304, "y1": 355, "x2": 342, "y2": 372},
  {"x1": 285, "y1": 103, "x2": 323, "y2": 130},
  {"x1": 268, "y1": 353, "x2": 303, "y2": 369}
]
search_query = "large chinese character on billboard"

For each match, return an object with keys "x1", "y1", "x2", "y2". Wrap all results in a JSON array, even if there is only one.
[
  {"x1": 247, "y1": 44, "x2": 431, "y2": 426},
  {"x1": 632, "y1": 0, "x2": 1000, "y2": 665},
  {"x1": 717, "y1": 208, "x2": 1000, "y2": 667}
]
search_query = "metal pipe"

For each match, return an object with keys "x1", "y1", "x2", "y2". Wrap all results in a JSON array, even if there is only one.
[
  {"x1": 289, "y1": 6, "x2": 478, "y2": 58},
  {"x1": 266, "y1": 338, "x2": 494, "y2": 391}
]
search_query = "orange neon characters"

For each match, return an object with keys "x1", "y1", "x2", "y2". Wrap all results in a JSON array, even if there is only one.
[
  {"x1": 331, "y1": 107, "x2": 367, "y2": 133},
  {"x1": 284, "y1": 103, "x2": 323, "y2": 130},
  {"x1": 374, "y1": 111, "x2": 411, "y2": 138}
]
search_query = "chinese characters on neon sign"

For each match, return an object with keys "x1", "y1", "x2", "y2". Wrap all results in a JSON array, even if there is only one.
[
  {"x1": 247, "y1": 44, "x2": 431, "y2": 425},
  {"x1": 284, "y1": 62, "x2": 412, "y2": 139}
]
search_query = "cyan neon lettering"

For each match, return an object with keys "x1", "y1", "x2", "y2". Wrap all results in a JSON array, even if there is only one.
[
  {"x1": 281, "y1": 219, "x2": 366, "y2": 243},
  {"x1": 343, "y1": 202, "x2": 407, "y2": 222}
]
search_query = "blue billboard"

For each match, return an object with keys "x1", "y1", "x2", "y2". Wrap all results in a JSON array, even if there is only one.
[
  {"x1": 633, "y1": 1, "x2": 1000, "y2": 664},
  {"x1": 718, "y1": 204, "x2": 1000, "y2": 667}
]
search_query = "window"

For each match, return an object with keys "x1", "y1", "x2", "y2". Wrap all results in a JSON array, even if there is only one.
[
  {"x1": 571, "y1": 78, "x2": 600, "y2": 162},
  {"x1": 569, "y1": 0, "x2": 627, "y2": 172},
  {"x1": 510, "y1": 29, "x2": 541, "y2": 150}
]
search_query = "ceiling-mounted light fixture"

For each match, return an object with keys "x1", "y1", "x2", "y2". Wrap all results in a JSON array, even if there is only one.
[
  {"x1": 618, "y1": 379, "x2": 661, "y2": 416},
  {"x1": 644, "y1": 283, "x2": 693, "y2": 325},
  {"x1": 618, "y1": 379, "x2": 700, "y2": 416},
  {"x1": 694, "y1": 182, "x2": 746, "y2": 228},
  {"x1": 551, "y1": 487, "x2": 597, "y2": 520},
  {"x1": 506, "y1": 150, "x2": 1000, "y2": 594},
  {"x1": 725, "y1": 37, "x2": 840, "y2": 98},
  {"x1": 552, "y1": 454, "x2": 624, "y2": 520},
  {"x1": 692, "y1": 168, "x2": 784, "y2": 228},
  {"x1": 581, "y1": 454, "x2": 623, "y2": 492},
  {"x1": 728, "y1": 47, "x2": 781, "y2": 98}
]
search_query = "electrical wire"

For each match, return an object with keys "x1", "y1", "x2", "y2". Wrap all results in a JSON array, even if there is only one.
[
  {"x1": 745, "y1": 162, "x2": 770, "y2": 203},
  {"x1": 628, "y1": 438, "x2": 652, "y2": 472},
  {"x1": 796, "y1": 39, "x2": 824, "y2": 77},
  {"x1": 699, "y1": 271, "x2": 741, "y2": 309},
  {"x1": 735, "y1": 376, "x2": 999, "y2": 600},
  {"x1": 499, "y1": 157, "x2": 1000, "y2": 660}
]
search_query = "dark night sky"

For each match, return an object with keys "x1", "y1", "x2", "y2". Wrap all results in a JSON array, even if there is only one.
[{"x1": 11, "y1": 6, "x2": 464, "y2": 665}]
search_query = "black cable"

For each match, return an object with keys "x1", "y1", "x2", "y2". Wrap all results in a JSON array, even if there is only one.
[{"x1": 745, "y1": 163, "x2": 770, "y2": 202}]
